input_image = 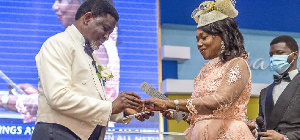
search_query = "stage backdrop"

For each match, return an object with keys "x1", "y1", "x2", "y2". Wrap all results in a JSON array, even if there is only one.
[{"x1": 0, "y1": 0, "x2": 159, "y2": 139}]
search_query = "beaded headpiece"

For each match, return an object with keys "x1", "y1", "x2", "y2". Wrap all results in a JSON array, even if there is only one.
[{"x1": 191, "y1": 0, "x2": 238, "y2": 27}]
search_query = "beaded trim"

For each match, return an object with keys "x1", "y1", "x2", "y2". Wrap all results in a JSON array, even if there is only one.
[
  {"x1": 186, "y1": 99, "x2": 198, "y2": 115},
  {"x1": 227, "y1": 64, "x2": 241, "y2": 85}
]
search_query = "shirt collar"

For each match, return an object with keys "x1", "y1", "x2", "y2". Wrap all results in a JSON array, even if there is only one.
[
  {"x1": 288, "y1": 69, "x2": 299, "y2": 80},
  {"x1": 70, "y1": 24, "x2": 85, "y2": 47}
]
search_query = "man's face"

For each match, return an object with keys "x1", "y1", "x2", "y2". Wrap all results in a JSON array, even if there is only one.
[
  {"x1": 269, "y1": 42, "x2": 292, "y2": 57},
  {"x1": 85, "y1": 14, "x2": 117, "y2": 50},
  {"x1": 269, "y1": 42, "x2": 299, "y2": 73},
  {"x1": 52, "y1": 0, "x2": 80, "y2": 27}
]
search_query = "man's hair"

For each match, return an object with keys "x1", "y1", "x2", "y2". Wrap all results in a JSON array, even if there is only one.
[
  {"x1": 270, "y1": 35, "x2": 299, "y2": 52},
  {"x1": 200, "y1": 17, "x2": 247, "y2": 62},
  {"x1": 75, "y1": 0, "x2": 119, "y2": 21}
]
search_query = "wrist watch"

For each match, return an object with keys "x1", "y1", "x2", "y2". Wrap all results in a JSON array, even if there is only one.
[
  {"x1": 283, "y1": 135, "x2": 289, "y2": 140},
  {"x1": 173, "y1": 99, "x2": 179, "y2": 112}
]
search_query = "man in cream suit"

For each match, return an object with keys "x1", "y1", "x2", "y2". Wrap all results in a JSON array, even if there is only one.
[{"x1": 31, "y1": 0, "x2": 145, "y2": 139}]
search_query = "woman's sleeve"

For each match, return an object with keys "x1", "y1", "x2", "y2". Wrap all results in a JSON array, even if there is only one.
[{"x1": 186, "y1": 58, "x2": 251, "y2": 115}]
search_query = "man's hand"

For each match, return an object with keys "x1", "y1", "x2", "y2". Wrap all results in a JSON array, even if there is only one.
[
  {"x1": 112, "y1": 92, "x2": 142, "y2": 114},
  {"x1": 247, "y1": 119, "x2": 257, "y2": 136},
  {"x1": 258, "y1": 130, "x2": 284, "y2": 140}
]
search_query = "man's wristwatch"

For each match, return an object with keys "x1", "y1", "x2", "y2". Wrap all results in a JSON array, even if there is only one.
[
  {"x1": 283, "y1": 135, "x2": 289, "y2": 140},
  {"x1": 174, "y1": 99, "x2": 179, "y2": 112}
]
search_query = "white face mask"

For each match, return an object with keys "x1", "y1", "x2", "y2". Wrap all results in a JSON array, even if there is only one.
[{"x1": 270, "y1": 52, "x2": 295, "y2": 74}]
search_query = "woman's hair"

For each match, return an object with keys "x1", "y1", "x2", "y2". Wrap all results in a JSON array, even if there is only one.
[{"x1": 200, "y1": 17, "x2": 247, "y2": 62}]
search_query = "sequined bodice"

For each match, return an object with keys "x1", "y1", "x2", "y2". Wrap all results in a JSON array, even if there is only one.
[{"x1": 190, "y1": 57, "x2": 251, "y2": 123}]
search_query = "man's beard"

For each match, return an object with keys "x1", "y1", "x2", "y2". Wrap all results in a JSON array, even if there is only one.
[{"x1": 90, "y1": 40, "x2": 100, "y2": 50}]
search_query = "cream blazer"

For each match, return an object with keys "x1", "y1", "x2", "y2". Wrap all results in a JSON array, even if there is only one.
[{"x1": 35, "y1": 25, "x2": 129, "y2": 140}]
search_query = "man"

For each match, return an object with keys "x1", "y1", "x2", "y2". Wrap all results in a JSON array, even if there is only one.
[
  {"x1": 52, "y1": 0, "x2": 120, "y2": 128},
  {"x1": 257, "y1": 35, "x2": 300, "y2": 140},
  {"x1": 53, "y1": 0, "x2": 120, "y2": 101},
  {"x1": 31, "y1": 0, "x2": 145, "y2": 139}
]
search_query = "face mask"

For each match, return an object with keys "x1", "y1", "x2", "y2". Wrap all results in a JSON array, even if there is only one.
[{"x1": 270, "y1": 52, "x2": 295, "y2": 74}]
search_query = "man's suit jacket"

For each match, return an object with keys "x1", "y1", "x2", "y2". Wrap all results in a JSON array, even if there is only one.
[
  {"x1": 259, "y1": 73, "x2": 300, "y2": 140},
  {"x1": 35, "y1": 25, "x2": 129, "y2": 140}
]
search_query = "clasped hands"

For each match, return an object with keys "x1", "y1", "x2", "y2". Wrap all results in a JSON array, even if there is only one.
[
  {"x1": 112, "y1": 93, "x2": 175, "y2": 121},
  {"x1": 247, "y1": 119, "x2": 285, "y2": 140}
]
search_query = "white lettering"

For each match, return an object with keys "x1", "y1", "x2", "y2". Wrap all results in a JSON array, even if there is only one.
[
  {"x1": 251, "y1": 58, "x2": 269, "y2": 70},
  {"x1": 105, "y1": 135, "x2": 114, "y2": 140},
  {"x1": 24, "y1": 126, "x2": 34, "y2": 135},
  {"x1": 0, "y1": 125, "x2": 22, "y2": 135},
  {"x1": 117, "y1": 135, "x2": 127, "y2": 140},
  {"x1": 10, "y1": 126, "x2": 17, "y2": 135}
]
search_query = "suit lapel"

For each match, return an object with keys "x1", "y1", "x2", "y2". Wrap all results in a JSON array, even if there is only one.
[
  {"x1": 265, "y1": 83, "x2": 275, "y2": 128},
  {"x1": 260, "y1": 84, "x2": 272, "y2": 126},
  {"x1": 66, "y1": 26, "x2": 107, "y2": 100},
  {"x1": 268, "y1": 73, "x2": 300, "y2": 129},
  {"x1": 260, "y1": 88, "x2": 267, "y2": 119}
]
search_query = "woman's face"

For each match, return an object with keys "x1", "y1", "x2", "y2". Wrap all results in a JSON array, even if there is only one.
[
  {"x1": 52, "y1": 0, "x2": 81, "y2": 27},
  {"x1": 196, "y1": 28, "x2": 222, "y2": 60}
]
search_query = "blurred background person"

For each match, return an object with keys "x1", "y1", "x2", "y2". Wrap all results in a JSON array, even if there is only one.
[{"x1": 0, "y1": 83, "x2": 38, "y2": 123}]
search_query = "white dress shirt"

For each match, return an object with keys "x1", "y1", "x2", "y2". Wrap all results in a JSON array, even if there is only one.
[{"x1": 273, "y1": 69, "x2": 299, "y2": 104}]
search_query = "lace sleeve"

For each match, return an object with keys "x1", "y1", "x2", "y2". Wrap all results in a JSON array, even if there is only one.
[
  {"x1": 189, "y1": 58, "x2": 251, "y2": 115},
  {"x1": 186, "y1": 98, "x2": 198, "y2": 115}
]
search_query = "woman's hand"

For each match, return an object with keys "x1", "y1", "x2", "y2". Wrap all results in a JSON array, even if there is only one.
[
  {"x1": 124, "y1": 108, "x2": 154, "y2": 122},
  {"x1": 161, "y1": 110, "x2": 175, "y2": 120},
  {"x1": 144, "y1": 98, "x2": 169, "y2": 111}
]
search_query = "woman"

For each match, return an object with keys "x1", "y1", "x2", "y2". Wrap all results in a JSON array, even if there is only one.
[{"x1": 144, "y1": 0, "x2": 255, "y2": 139}]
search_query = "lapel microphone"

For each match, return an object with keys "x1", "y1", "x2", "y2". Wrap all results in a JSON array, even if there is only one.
[{"x1": 256, "y1": 116, "x2": 266, "y2": 132}]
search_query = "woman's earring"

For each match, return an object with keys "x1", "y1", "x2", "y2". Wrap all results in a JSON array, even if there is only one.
[{"x1": 221, "y1": 41, "x2": 225, "y2": 53}]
